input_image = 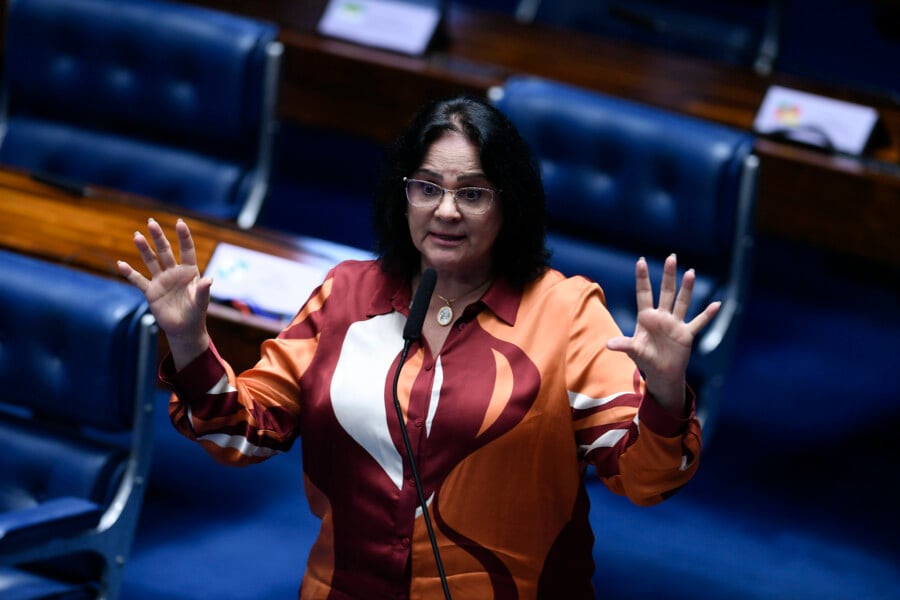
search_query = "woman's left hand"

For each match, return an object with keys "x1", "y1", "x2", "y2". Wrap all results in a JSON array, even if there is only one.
[{"x1": 606, "y1": 254, "x2": 720, "y2": 414}]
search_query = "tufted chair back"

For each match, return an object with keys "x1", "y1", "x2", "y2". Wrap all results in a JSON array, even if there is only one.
[
  {"x1": 0, "y1": 0, "x2": 282, "y2": 227},
  {"x1": 520, "y1": 0, "x2": 782, "y2": 75},
  {"x1": 0, "y1": 249, "x2": 158, "y2": 599},
  {"x1": 491, "y1": 76, "x2": 758, "y2": 439}
]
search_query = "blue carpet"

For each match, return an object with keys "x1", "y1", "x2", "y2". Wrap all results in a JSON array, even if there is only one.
[{"x1": 121, "y1": 233, "x2": 900, "y2": 599}]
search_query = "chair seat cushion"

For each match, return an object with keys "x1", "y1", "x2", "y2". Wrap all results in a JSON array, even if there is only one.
[
  {"x1": 0, "y1": 497, "x2": 104, "y2": 552},
  {"x1": 0, "y1": 415, "x2": 127, "y2": 516},
  {"x1": 0, "y1": 566, "x2": 94, "y2": 600}
]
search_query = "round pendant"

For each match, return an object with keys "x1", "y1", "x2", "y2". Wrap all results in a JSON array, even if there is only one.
[{"x1": 436, "y1": 305, "x2": 453, "y2": 326}]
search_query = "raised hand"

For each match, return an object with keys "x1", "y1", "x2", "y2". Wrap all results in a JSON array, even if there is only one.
[
  {"x1": 117, "y1": 218, "x2": 212, "y2": 370},
  {"x1": 606, "y1": 254, "x2": 720, "y2": 414}
]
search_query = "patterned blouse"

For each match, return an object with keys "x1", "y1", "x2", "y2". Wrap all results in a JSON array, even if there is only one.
[{"x1": 161, "y1": 259, "x2": 701, "y2": 599}]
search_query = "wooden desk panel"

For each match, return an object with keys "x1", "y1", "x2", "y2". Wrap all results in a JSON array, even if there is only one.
[
  {"x1": 0, "y1": 169, "x2": 338, "y2": 371},
  {"x1": 755, "y1": 140, "x2": 900, "y2": 265},
  {"x1": 278, "y1": 28, "x2": 506, "y2": 143}
]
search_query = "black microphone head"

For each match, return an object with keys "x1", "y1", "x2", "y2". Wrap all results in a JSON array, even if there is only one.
[{"x1": 403, "y1": 268, "x2": 437, "y2": 342}]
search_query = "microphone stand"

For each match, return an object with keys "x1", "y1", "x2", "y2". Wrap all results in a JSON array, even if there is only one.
[{"x1": 393, "y1": 312, "x2": 452, "y2": 599}]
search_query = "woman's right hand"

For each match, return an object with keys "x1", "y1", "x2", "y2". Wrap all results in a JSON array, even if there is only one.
[{"x1": 117, "y1": 218, "x2": 212, "y2": 370}]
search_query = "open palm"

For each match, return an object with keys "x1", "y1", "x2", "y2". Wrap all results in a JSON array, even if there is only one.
[
  {"x1": 117, "y1": 218, "x2": 212, "y2": 368},
  {"x1": 607, "y1": 255, "x2": 720, "y2": 412}
]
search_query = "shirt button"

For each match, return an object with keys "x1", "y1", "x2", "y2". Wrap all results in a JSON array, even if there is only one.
[
  {"x1": 401, "y1": 537, "x2": 410, "y2": 547},
  {"x1": 415, "y1": 418, "x2": 424, "y2": 427}
]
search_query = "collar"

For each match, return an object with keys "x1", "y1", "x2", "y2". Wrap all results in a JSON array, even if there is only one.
[
  {"x1": 368, "y1": 264, "x2": 522, "y2": 327},
  {"x1": 368, "y1": 264, "x2": 407, "y2": 318},
  {"x1": 479, "y1": 276, "x2": 519, "y2": 326}
]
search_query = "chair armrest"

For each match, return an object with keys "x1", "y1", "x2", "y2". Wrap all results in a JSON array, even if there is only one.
[
  {"x1": 697, "y1": 153, "x2": 759, "y2": 358},
  {"x1": 0, "y1": 497, "x2": 104, "y2": 551}
]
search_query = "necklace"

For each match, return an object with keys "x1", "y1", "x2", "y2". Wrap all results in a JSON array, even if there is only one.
[
  {"x1": 435, "y1": 294, "x2": 456, "y2": 326},
  {"x1": 433, "y1": 277, "x2": 493, "y2": 327}
]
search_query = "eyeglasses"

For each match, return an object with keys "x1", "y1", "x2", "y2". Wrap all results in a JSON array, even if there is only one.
[{"x1": 403, "y1": 177, "x2": 496, "y2": 215}]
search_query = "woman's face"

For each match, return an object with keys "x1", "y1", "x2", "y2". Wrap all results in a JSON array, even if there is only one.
[{"x1": 407, "y1": 131, "x2": 502, "y2": 281}]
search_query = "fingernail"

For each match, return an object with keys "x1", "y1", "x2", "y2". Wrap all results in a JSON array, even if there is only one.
[{"x1": 148, "y1": 217, "x2": 156, "y2": 224}]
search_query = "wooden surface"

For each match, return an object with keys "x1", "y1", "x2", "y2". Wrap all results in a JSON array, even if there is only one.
[
  {"x1": 754, "y1": 139, "x2": 900, "y2": 264},
  {"x1": 0, "y1": 168, "x2": 338, "y2": 371}
]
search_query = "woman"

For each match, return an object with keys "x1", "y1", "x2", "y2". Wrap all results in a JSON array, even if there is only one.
[{"x1": 118, "y1": 96, "x2": 718, "y2": 599}]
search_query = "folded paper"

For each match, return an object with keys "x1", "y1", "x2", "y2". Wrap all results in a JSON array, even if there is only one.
[
  {"x1": 205, "y1": 241, "x2": 372, "y2": 321},
  {"x1": 318, "y1": 0, "x2": 442, "y2": 56},
  {"x1": 754, "y1": 85, "x2": 879, "y2": 155}
]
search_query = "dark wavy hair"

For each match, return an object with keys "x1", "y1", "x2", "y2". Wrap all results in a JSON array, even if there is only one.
[{"x1": 373, "y1": 95, "x2": 550, "y2": 288}]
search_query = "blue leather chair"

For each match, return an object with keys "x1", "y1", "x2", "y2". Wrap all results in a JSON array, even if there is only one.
[
  {"x1": 517, "y1": 0, "x2": 782, "y2": 75},
  {"x1": 0, "y1": 249, "x2": 158, "y2": 599},
  {"x1": 0, "y1": 0, "x2": 283, "y2": 228},
  {"x1": 258, "y1": 124, "x2": 385, "y2": 252},
  {"x1": 491, "y1": 76, "x2": 758, "y2": 440}
]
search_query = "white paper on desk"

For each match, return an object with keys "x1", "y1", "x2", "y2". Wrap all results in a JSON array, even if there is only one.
[
  {"x1": 753, "y1": 85, "x2": 879, "y2": 155},
  {"x1": 204, "y1": 243, "x2": 330, "y2": 320},
  {"x1": 317, "y1": 0, "x2": 442, "y2": 56}
]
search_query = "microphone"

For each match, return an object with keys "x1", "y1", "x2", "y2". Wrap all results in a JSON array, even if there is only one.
[
  {"x1": 392, "y1": 267, "x2": 451, "y2": 599},
  {"x1": 403, "y1": 268, "x2": 436, "y2": 349}
]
